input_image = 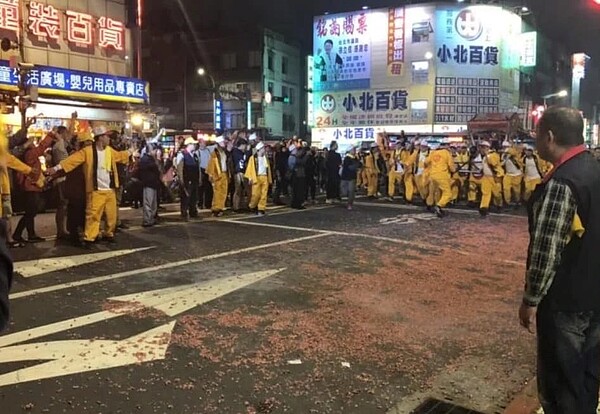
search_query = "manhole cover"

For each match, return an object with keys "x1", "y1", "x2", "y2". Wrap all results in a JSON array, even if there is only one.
[{"x1": 411, "y1": 398, "x2": 484, "y2": 414}]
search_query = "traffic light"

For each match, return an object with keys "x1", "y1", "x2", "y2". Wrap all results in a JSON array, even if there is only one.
[
  {"x1": 272, "y1": 96, "x2": 290, "y2": 104},
  {"x1": 283, "y1": 96, "x2": 290, "y2": 104}
]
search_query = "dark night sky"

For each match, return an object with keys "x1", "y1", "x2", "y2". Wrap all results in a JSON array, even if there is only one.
[{"x1": 150, "y1": 0, "x2": 600, "y2": 110}]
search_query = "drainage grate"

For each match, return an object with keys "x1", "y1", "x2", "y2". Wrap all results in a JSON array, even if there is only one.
[{"x1": 411, "y1": 398, "x2": 485, "y2": 414}]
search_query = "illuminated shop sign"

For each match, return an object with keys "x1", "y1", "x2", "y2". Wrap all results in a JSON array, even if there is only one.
[
  {"x1": 0, "y1": 60, "x2": 148, "y2": 104},
  {"x1": 0, "y1": 0, "x2": 124, "y2": 50}
]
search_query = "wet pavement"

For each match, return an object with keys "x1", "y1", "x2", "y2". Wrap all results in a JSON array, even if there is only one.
[{"x1": 0, "y1": 200, "x2": 536, "y2": 413}]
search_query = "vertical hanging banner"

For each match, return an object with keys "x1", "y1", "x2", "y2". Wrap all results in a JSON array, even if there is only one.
[{"x1": 387, "y1": 7, "x2": 405, "y2": 76}]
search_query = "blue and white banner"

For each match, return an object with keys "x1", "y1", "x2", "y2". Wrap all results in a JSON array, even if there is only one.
[{"x1": 0, "y1": 60, "x2": 149, "y2": 104}]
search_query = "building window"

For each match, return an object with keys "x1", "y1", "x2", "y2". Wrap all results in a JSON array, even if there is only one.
[
  {"x1": 411, "y1": 61, "x2": 429, "y2": 84},
  {"x1": 288, "y1": 88, "x2": 294, "y2": 104},
  {"x1": 281, "y1": 85, "x2": 288, "y2": 100},
  {"x1": 268, "y1": 52, "x2": 274, "y2": 71},
  {"x1": 249, "y1": 50, "x2": 261, "y2": 68},
  {"x1": 282, "y1": 56, "x2": 288, "y2": 74},
  {"x1": 412, "y1": 21, "x2": 433, "y2": 43},
  {"x1": 282, "y1": 114, "x2": 288, "y2": 131},
  {"x1": 268, "y1": 82, "x2": 274, "y2": 94},
  {"x1": 222, "y1": 53, "x2": 237, "y2": 70},
  {"x1": 411, "y1": 100, "x2": 428, "y2": 123}
]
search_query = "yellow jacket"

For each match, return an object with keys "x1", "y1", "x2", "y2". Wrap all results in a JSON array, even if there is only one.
[
  {"x1": 484, "y1": 151, "x2": 504, "y2": 178},
  {"x1": 402, "y1": 150, "x2": 417, "y2": 175},
  {"x1": 1, "y1": 154, "x2": 33, "y2": 196},
  {"x1": 207, "y1": 148, "x2": 228, "y2": 180},
  {"x1": 425, "y1": 149, "x2": 455, "y2": 177},
  {"x1": 364, "y1": 152, "x2": 380, "y2": 173},
  {"x1": 244, "y1": 155, "x2": 272, "y2": 185},
  {"x1": 60, "y1": 145, "x2": 130, "y2": 193},
  {"x1": 503, "y1": 147, "x2": 524, "y2": 170},
  {"x1": 414, "y1": 150, "x2": 430, "y2": 175}
]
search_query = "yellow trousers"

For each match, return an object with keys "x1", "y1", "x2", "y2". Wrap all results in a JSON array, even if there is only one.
[
  {"x1": 388, "y1": 171, "x2": 403, "y2": 198},
  {"x1": 523, "y1": 177, "x2": 542, "y2": 201},
  {"x1": 249, "y1": 175, "x2": 269, "y2": 212},
  {"x1": 404, "y1": 173, "x2": 415, "y2": 201},
  {"x1": 366, "y1": 170, "x2": 378, "y2": 196},
  {"x1": 428, "y1": 174, "x2": 452, "y2": 208},
  {"x1": 503, "y1": 175, "x2": 523, "y2": 204},
  {"x1": 84, "y1": 190, "x2": 117, "y2": 242},
  {"x1": 468, "y1": 176, "x2": 483, "y2": 202},
  {"x1": 480, "y1": 176, "x2": 503, "y2": 209},
  {"x1": 414, "y1": 174, "x2": 429, "y2": 201},
  {"x1": 452, "y1": 175, "x2": 467, "y2": 202},
  {"x1": 211, "y1": 175, "x2": 229, "y2": 212}
]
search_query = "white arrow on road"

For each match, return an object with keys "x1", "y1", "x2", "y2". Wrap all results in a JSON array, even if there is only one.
[
  {"x1": 14, "y1": 247, "x2": 156, "y2": 278},
  {"x1": 0, "y1": 268, "x2": 286, "y2": 348},
  {"x1": 0, "y1": 321, "x2": 176, "y2": 387}
]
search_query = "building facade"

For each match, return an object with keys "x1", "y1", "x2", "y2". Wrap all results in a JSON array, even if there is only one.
[
  {"x1": 0, "y1": 0, "x2": 147, "y2": 134},
  {"x1": 144, "y1": 26, "x2": 301, "y2": 138},
  {"x1": 309, "y1": 3, "x2": 528, "y2": 147}
]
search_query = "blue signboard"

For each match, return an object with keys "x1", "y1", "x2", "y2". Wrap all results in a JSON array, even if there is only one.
[
  {"x1": 0, "y1": 60, "x2": 149, "y2": 104},
  {"x1": 214, "y1": 99, "x2": 223, "y2": 130}
]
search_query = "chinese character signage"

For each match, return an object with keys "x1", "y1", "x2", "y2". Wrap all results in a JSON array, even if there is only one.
[
  {"x1": 313, "y1": 11, "x2": 372, "y2": 92},
  {"x1": 434, "y1": 77, "x2": 499, "y2": 124},
  {"x1": 519, "y1": 32, "x2": 537, "y2": 68},
  {"x1": 0, "y1": 0, "x2": 19, "y2": 34},
  {"x1": 0, "y1": 60, "x2": 148, "y2": 104},
  {"x1": 434, "y1": 5, "x2": 521, "y2": 124},
  {"x1": 314, "y1": 89, "x2": 410, "y2": 128},
  {"x1": 387, "y1": 7, "x2": 405, "y2": 76}
]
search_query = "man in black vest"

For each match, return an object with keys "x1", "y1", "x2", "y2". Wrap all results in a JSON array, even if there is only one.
[{"x1": 519, "y1": 106, "x2": 600, "y2": 414}]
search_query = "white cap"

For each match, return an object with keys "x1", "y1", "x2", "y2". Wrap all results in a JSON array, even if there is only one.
[
  {"x1": 255, "y1": 141, "x2": 265, "y2": 151},
  {"x1": 479, "y1": 140, "x2": 492, "y2": 147},
  {"x1": 93, "y1": 126, "x2": 108, "y2": 137},
  {"x1": 184, "y1": 137, "x2": 197, "y2": 146},
  {"x1": 502, "y1": 141, "x2": 511, "y2": 148},
  {"x1": 248, "y1": 133, "x2": 257, "y2": 141},
  {"x1": 215, "y1": 135, "x2": 225, "y2": 144},
  {"x1": 420, "y1": 141, "x2": 430, "y2": 147}
]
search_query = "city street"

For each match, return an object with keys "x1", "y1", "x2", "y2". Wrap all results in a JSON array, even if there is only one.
[{"x1": 0, "y1": 201, "x2": 536, "y2": 413}]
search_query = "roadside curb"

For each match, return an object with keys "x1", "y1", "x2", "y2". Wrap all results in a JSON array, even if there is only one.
[{"x1": 504, "y1": 378, "x2": 539, "y2": 414}]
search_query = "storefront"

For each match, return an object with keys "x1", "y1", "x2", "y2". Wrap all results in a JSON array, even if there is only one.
[
  {"x1": 0, "y1": 0, "x2": 149, "y2": 135},
  {"x1": 309, "y1": 3, "x2": 528, "y2": 148}
]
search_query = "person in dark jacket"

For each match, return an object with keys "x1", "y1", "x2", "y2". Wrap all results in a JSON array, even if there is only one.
[
  {"x1": 340, "y1": 147, "x2": 362, "y2": 210},
  {"x1": 289, "y1": 146, "x2": 307, "y2": 209},
  {"x1": 273, "y1": 144, "x2": 289, "y2": 205},
  {"x1": 519, "y1": 107, "x2": 600, "y2": 414},
  {"x1": 325, "y1": 141, "x2": 342, "y2": 203},
  {"x1": 13, "y1": 132, "x2": 56, "y2": 243},
  {"x1": 64, "y1": 133, "x2": 92, "y2": 247},
  {"x1": 305, "y1": 147, "x2": 318, "y2": 204},
  {"x1": 231, "y1": 139, "x2": 249, "y2": 212},
  {"x1": 0, "y1": 222, "x2": 13, "y2": 331},
  {"x1": 139, "y1": 144, "x2": 162, "y2": 227}
]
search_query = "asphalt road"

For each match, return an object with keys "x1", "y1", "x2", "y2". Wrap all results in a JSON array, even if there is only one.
[{"x1": 0, "y1": 201, "x2": 536, "y2": 414}]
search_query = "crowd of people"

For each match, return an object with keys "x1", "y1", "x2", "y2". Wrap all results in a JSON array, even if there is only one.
[{"x1": 0, "y1": 114, "x2": 599, "y2": 250}]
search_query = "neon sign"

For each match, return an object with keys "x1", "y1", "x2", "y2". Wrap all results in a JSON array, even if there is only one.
[
  {"x1": 0, "y1": 0, "x2": 19, "y2": 34},
  {"x1": 23, "y1": 1, "x2": 127, "y2": 51},
  {"x1": 98, "y1": 16, "x2": 124, "y2": 51},
  {"x1": 28, "y1": 2, "x2": 60, "y2": 40},
  {"x1": 65, "y1": 10, "x2": 93, "y2": 46}
]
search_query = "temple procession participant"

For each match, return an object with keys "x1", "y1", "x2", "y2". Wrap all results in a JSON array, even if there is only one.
[
  {"x1": 206, "y1": 136, "x2": 230, "y2": 217},
  {"x1": 47, "y1": 126, "x2": 132, "y2": 249},
  {"x1": 245, "y1": 141, "x2": 271, "y2": 216}
]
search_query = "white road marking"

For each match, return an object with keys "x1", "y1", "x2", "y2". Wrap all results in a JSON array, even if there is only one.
[
  {"x1": 109, "y1": 268, "x2": 286, "y2": 317},
  {"x1": 0, "y1": 321, "x2": 176, "y2": 387},
  {"x1": 221, "y1": 219, "x2": 468, "y2": 254},
  {"x1": 14, "y1": 247, "x2": 155, "y2": 278},
  {"x1": 10, "y1": 234, "x2": 329, "y2": 300},
  {"x1": 0, "y1": 268, "x2": 285, "y2": 348},
  {"x1": 354, "y1": 201, "x2": 528, "y2": 219}
]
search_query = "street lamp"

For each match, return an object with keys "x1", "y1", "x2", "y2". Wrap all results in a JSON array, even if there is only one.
[
  {"x1": 542, "y1": 90, "x2": 568, "y2": 107},
  {"x1": 424, "y1": 51, "x2": 433, "y2": 60},
  {"x1": 197, "y1": 67, "x2": 218, "y2": 130}
]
